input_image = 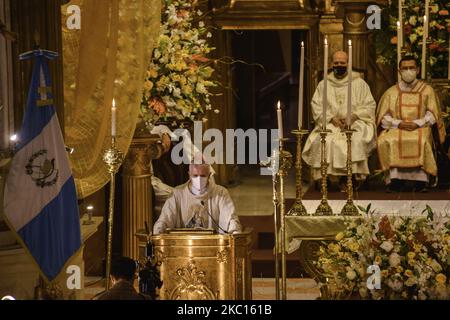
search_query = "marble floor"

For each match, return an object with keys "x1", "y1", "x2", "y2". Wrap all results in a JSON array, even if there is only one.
[{"x1": 227, "y1": 165, "x2": 297, "y2": 216}]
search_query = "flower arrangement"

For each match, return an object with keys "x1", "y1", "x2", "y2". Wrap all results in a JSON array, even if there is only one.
[
  {"x1": 140, "y1": 0, "x2": 217, "y2": 130},
  {"x1": 374, "y1": 0, "x2": 449, "y2": 78},
  {"x1": 318, "y1": 209, "x2": 450, "y2": 300}
]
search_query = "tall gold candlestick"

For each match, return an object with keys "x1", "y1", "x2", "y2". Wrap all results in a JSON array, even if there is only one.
[
  {"x1": 341, "y1": 128, "x2": 359, "y2": 216},
  {"x1": 102, "y1": 136, "x2": 124, "y2": 290},
  {"x1": 288, "y1": 129, "x2": 309, "y2": 216},
  {"x1": 260, "y1": 148, "x2": 280, "y2": 300},
  {"x1": 315, "y1": 130, "x2": 333, "y2": 215},
  {"x1": 278, "y1": 138, "x2": 292, "y2": 300}
]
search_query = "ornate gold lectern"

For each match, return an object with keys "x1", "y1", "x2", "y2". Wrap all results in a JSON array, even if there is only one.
[{"x1": 150, "y1": 228, "x2": 252, "y2": 300}]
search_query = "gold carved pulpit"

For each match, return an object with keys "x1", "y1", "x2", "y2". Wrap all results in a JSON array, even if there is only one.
[{"x1": 150, "y1": 228, "x2": 252, "y2": 300}]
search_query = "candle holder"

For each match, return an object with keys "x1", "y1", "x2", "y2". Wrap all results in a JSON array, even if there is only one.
[
  {"x1": 260, "y1": 148, "x2": 280, "y2": 300},
  {"x1": 287, "y1": 129, "x2": 309, "y2": 216},
  {"x1": 315, "y1": 129, "x2": 333, "y2": 216},
  {"x1": 278, "y1": 138, "x2": 292, "y2": 300},
  {"x1": 102, "y1": 136, "x2": 124, "y2": 290},
  {"x1": 340, "y1": 128, "x2": 359, "y2": 216}
]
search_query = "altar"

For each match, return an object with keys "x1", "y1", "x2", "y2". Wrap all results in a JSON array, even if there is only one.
[{"x1": 149, "y1": 228, "x2": 252, "y2": 300}]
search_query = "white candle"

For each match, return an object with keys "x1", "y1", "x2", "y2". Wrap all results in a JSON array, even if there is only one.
[
  {"x1": 398, "y1": 0, "x2": 403, "y2": 48},
  {"x1": 298, "y1": 41, "x2": 305, "y2": 129},
  {"x1": 277, "y1": 101, "x2": 283, "y2": 139},
  {"x1": 323, "y1": 37, "x2": 328, "y2": 130},
  {"x1": 422, "y1": 15, "x2": 427, "y2": 80},
  {"x1": 112, "y1": 98, "x2": 116, "y2": 137},
  {"x1": 397, "y1": 21, "x2": 402, "y2": 77},
  {"x1": 347, "y1": 40, "x2": 353, "y2": 127}
]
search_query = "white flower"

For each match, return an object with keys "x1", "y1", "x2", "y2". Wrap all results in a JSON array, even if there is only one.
[
  {"x1": 197, "y1": 10, "x2": 203, "y2": 16},
  {"x1": 409, "y1": 15, "x2": 417, "y2": 26},
  {"x1": 389, "y1": 253, "x2": 401, "y2": 267},
  {"x1": 214, "y1": 109, "x2": 220, "y2": 114},
  {"x1": 207, "y1": 32, "x2": 212, "y2": 38},
  {"x1": 380, "y1": 241, "x2": 394, "y2": 252},
  {"x1": 418, "y1": 291, "x2": 427, "y2": 300},
  {"x1": 199, "y1": 21, "x2": 205, "y2": 28},
  {"x1": 356, "y1": 225, "x2": 365, "y2": 236},
  {"x1": 346, "y1": 270, "x2": 357, "y2": 280}
]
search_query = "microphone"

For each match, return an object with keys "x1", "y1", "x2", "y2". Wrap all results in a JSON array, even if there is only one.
[{"x1": 200, "y1": 200, "x2": 229, "y2": 234}]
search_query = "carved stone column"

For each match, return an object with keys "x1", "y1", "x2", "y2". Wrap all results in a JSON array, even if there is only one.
[
  {"x1": 336, "y1": 1, "x2": 370, "y2": 72},
  {"x1": 336, "y1": 0, "x2": 388, "y2": 92},
  {"x1": 121, "y1": 131, "x2": 163, "y2": 259}
]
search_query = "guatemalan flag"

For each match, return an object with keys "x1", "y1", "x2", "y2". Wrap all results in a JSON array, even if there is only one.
[{"x1": 3, "y1": 49, "x2": 81, "y2": 281}]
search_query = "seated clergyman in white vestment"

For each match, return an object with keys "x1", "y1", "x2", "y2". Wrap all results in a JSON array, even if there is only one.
[
  {"x1": 302, "y1": 51, "x2": 377, "y2": 190},
  {"x1": 153, "y1": 162, "x2": 241, "y2": 235},
  {"x1": 377, "y1": 56, "x2": 446, "y2": 193}
]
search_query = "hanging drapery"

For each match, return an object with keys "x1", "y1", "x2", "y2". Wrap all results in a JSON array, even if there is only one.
[{"x1": 61, "y1": 0, "x2": 160, "y2": 198}]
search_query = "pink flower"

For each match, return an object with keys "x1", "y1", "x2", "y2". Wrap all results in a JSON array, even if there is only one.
[{"x1": 191, "y1": 54, "x2": 209, "y2": 63}]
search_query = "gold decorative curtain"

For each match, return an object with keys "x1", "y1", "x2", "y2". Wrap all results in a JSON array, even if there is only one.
[{"x1": 61, "y1": 0, "x2": 160, "y2": 198}]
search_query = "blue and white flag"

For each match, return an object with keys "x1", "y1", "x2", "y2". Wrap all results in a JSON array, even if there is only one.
[{"x1": 3, "y1": 49, "x2": 81, "y2": 281}]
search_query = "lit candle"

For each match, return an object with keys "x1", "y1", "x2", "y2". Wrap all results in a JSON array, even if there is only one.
[
  {"x1": 111, "y1": 98, "x2": 116, "y2": 137},
  {"x1": 323, "y1": 37, "x2": 328, "y2": 130},
  {"x1": 277, "y1": 100, "x2": 283, "y2": 140},
  {"x1": 298, "y1": 41, "x2": 305, "y2": 129},
  {"x1": 422, "y1": 15, "x2": 427, "y2": 80},
  {"x1": 397, "y1": 21, "x2": 402, "y2": 77},
  {"x1": 347, "y1": 40, "x2": 353, "y2": 128}
]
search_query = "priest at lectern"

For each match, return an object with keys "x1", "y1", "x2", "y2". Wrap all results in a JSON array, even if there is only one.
[{"x1": 153, "y1": 162, "x2": 242, "y2": 235}]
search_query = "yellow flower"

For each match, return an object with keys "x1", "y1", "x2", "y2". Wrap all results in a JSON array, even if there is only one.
[
  {"x1": 148, "y1": 68, "x2": 158, "y2": 78},
  {"x1": 327, "y1": 243, "x2": 341, "y2": 254},
  {"x1": 414, "y1": 243, "x2": 422, "y2": 252},
  {"x1": 381, "y1": 269, "x2": 389, "y2": 277},
  {"x1": 396, "y1": 266, "x2": 403, "y2": 273},
  {"x1": 144, "y1": 80, "x2": 153, "y2": 91},
  {"x1": 347, "y1": 241, "x2": 360, "y2": 252},
  {"x1": 335, "y1": 232, "x2": 344, "y2": 241},
  {"x1": 407, "y1": 252, "x2": 416, "y2": 260},
  {"x1": 436, "y1": 273, "x2": 447, "y2": 285},
  {"x1": 374, "y1": 255, "x2": 382, "y2": 265},
  {"x1": 404, "y1": 269, "x2": 413, "y2": 278},
  {"x1": 182, "y1": 85, "x2": 193, "y2": 95}
]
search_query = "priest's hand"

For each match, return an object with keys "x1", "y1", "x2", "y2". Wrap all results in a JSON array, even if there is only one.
[
  {"x1": 331, "y1": 117, "x2": 345, "y2": 129},
  {"x1": 399, "y1": 121, "x2": 419, "y2": 131},
  {"x1": 350, "y1": 114, "x2": 359, "y2": 126}
]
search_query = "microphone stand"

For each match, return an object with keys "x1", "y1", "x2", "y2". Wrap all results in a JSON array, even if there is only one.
[{"x1": 201, "y1": 200, "x2": 229, "y2": 234}]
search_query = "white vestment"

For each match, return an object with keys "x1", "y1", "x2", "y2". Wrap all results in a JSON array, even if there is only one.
[
  {"x1": 302, "y1": 72, "x2": 377, "y2": 180},
  {"x1": 153, "y1": 179, "x2": 241, "y2": 235}
]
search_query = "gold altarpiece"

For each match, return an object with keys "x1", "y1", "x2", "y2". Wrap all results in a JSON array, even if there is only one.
[{"x1": 138, "y1": 229, "x2": 252, "y2": 300}]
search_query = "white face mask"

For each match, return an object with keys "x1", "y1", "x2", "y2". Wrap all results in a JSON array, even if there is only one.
[
  {"x1": 400, "y1": 69, "x2": 417, "y2": 84},
  {"x1": 191, "y1": 176, "x2": 208, "y2": 193}
]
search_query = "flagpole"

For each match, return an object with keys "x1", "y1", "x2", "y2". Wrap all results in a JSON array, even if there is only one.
[{"x1": 103, "y1": 136, "x2": 124, "y2": 290}]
